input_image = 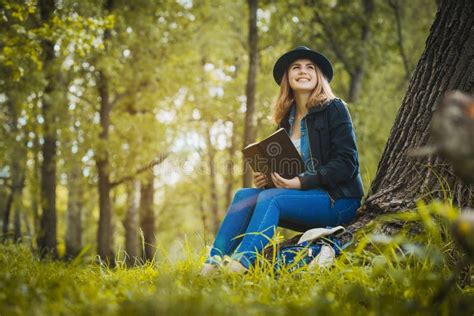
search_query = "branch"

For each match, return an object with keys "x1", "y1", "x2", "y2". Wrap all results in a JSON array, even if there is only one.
[
  {"x1": 312, "y1": 10, "x2": 354, "y2": 75},
  {"x1": 110, "y1": 152, "x2": 170, "y2": 188},
  {"x1": 387, "y1": 0, "x2": 412, "y2": 81},
  {"x1": 110, "y1": 81, "x2": 151, "y2": 110},
  {"x1": 67, "y1": 91, "x2": 98, "y2": 110}
]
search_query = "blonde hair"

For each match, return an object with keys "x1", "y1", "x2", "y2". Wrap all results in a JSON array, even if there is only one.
[{"x1": 271, "y1": 64, "x2": 335, "y2": 125}]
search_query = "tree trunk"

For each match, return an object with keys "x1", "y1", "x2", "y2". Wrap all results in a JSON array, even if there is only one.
[
  {"x1": 347, "y1": 0, "x2": 373, "y2": 103},
  {"x1": 4, "y1": 94, "x2": 27, "y2": 242},
  {"x1": 388, "y1": 0, "x2": 412, "y2": 83},
  {"x1": 362, "y1": 0, "x2": 474, "y2": 218},
  {"x1": 198, "y1": 193, "x2": 208, "y2": 233},
  {"x1": 348, "y1": 67, "x2": 365, "y2": 104},
  {"x1": 10, "y1": 130, "x2": 26, "y2": 244},
  {"x1": 205, "y1": 128, "x2": 220, "y2": 235},
  {"x1": 242, "y1": 0, "x2": 258, "y2": 187},
  {"x1": 310, "y1": 0, "x2": 373, "y2": 103},
  {"x1": 37, "y1": 0, "x2": 58, "y2": 257},
  {"x1": 2, "y1": 193, "x2": 13, "y2": 239},
  {"x1": 123, "y1": 180, "x2": 140, "y2": 266},
  {"x1": 140, "y1": 172, "x2": 155, "y2": 261},
  {"x1": 65, "y1": 166, "x2": 83, "y2": 259},
  {"x1": 225, "y1": 121, "x2": 237, "y2": 210},
  {"x1": 31, "y1": 132, "x2": 41, "y2": 236},
  {"x1": 12, "y1": 175, "x2": 25, "y2": 242},
  {"x1": 22, "y1": 211, "x2": 31, "y2": 240},
  {"x1": 96, "y1": 69, "x2": 115, "y2": 264},
  {"x1": 96, "y1": 0, "x2": 115, "y2": 265}
]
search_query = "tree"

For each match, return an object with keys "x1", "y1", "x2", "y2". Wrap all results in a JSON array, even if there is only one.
[
  {"x1": 123, "y1": 181, "x2": 140, "y2": 265},
  {"x1": 361, "y1": 0, "x2": 474, "y2": 220},
  {"x1": 204, "y1": 126, "x2": 220, "y2": 234},
  {"x1": 37, "y1": 0, "x2": 58, "y2": 257},
  {"x1": 242, "y1": 0, "x2": 259, "y2": 187},
  {"x1": 309, "y1": 0, "x2": 375, "y2": 103},
  {"x1": 139, "y1": 172, "x2": 155, "y2": 261},
  {"x1": 65, "y1": 166, "x2": 83, "y2": 258}
]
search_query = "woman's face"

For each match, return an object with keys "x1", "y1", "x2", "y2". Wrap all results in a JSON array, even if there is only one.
[{"x1": 287, "y1": 58, "x2": 317, "y2": 92}]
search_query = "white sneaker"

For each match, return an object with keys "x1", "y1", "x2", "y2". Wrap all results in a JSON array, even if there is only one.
[
  {"x1": 225, "y1": 259, "x2": 248, "y2": 274},
  {"x1": 199, "y1": 263, "x2": 219, "y2": 277},
  {"x1": 309, "y1": 244, "x2": 336, "y2": 269}
]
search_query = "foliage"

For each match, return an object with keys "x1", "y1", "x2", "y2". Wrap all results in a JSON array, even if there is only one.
[{"x1": 0, "y1": 200, "x2": 472, "y2": 315}]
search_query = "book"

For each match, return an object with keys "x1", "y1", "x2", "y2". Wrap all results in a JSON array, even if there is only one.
[{"x1": 242, "y1": 128, "x2": 306, "y2": 189}]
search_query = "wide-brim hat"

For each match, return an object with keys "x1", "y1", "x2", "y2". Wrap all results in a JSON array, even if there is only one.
[{"x1": 273, "y1": 46, "x2": 334, "y2": 85}]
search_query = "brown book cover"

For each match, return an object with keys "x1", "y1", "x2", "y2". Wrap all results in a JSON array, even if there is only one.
[{"x1": 242, "y1": 128, "x2": 306, "y2": 188}]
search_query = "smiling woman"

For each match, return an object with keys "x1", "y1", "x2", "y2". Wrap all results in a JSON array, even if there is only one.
[{"x1": 200, "y1": 46, "x2": 364, "y2": 276}]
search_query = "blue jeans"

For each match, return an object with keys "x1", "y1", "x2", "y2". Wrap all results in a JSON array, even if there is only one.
[{"x1": 205, "y1": 188, "x2": 361, "y2": 269}]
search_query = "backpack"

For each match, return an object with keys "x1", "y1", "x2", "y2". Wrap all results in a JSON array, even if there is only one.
[{"x1": 273, "y1": 226, "x2": 353, "y2": 274}]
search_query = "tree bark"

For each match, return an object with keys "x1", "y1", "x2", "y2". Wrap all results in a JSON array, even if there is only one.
[
  {"x1": 242, "y1": 0, "x2": 258, "y2": 187},
  {"x1": 96, "y1": 0, "x2": 115, "y2": 265},
  {"x1": 4, "y1": 94, "x2": 27, "y2": 242},
  {"x1": 10, "y1": 126, "x2": 26, "y2": 244},
  {"x1": 65, "y1": 166, "x2": 83, "y2": 259},
  {"x1": 225, "y1": 121, "x2": 237, "y2": 210},
  {"x1": 12, "y1": 175, "x2": 25, "y2": 242},
  {"x1": 205, "y1": 128, "x2": 220, "y2": 235},
  {"x1": 96, "y1": 69, "x2": 115, "y2": 264},
  {"x1": 2, "y1": 193, "x2": 13, "y2": 239},
  {"x1": 140, "y1": 172, "x2": 155, "y2": 261},
  {"x1": 310, "y1": 0, "x2": 373, "y2": 103},
  {"x1": 348, "y1": 67, "x2": 365, "y2": 104},
  {"x1": 347, "y1": 0, "x2": 373, "y2": 103},
  {"x1": 31, "y1": 131, "x2": 41, "y2": 236},
  {"x1": 388, "y1": 0, "x2": 412, "y2": 82},
  {"x1": 362, "y1": 0, "x2": 474, "y2": 218},
  {"x1": 22, "y1": 211, "x2": 31, "y2": 240},
  {"x1": 37, "y1": 0, "x2": 58, "y2": 257},
  {"x1": 123, "y1": 181, "x2": 140, "y2": 266},
  {"x1": 198, "y1": 193, "x2": 208, "y2": 233}
]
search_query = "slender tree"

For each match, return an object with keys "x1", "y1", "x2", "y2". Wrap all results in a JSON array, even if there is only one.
[
  {"x1": 37, "y1": 0, "x2": 58, "y2": 257},
  {"x1": 242, "y1": 0, "x2": 259, "y2": 187},
  {"x1": 309, "y1": 0, "x2": 374, "y2": 103},
  {"x1": 3, "y1": 94, "x2": 27, "y2": 241},
  {"x1": 123, "y1": 181, "x2": 140, "y2": 266},
  {"x1": 204, "y1": 127, "x2": 220, "y2": 234},
  {"x1": 139, "y1": 172, "x2": 155, "y2": 261},
  {"x1": 95, "y1": 0, "x2": 116, "y2": 264},
  {"x1": 225, "y1": 120, "x2": 237, "y2": 210},
  {"x1": 65, "y1": 166, "x2": 83, "y2": 258}
]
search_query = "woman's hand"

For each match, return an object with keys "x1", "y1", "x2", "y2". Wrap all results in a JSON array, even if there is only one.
[
  {"x1": 253, "y1": 171, "x2": 269, "y2": 188},
  {"x1": 271, "y1": 172, "x2": 301, "y2": 189}
]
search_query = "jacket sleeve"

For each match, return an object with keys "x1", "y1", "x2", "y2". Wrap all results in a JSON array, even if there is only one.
[{"x1": 297, "y1": 100, "x2": 359, "y2": 190}]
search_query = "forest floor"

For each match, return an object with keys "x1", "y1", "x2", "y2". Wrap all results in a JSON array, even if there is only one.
[{"x1": 0, "y1": 200, "x2": 473, "y2": 315}]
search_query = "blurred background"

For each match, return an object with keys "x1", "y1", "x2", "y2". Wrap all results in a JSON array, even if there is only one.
[{"x1": 0, "y1": 0, "x2": 438, "y2": 263}]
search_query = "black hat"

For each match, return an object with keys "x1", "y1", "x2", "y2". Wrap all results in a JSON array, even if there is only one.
[{"x1": 273, "y1": 46, "x2": 334, "y2": 85}]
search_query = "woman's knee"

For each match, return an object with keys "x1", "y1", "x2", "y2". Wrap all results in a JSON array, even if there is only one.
[
  {"x1": 255, "y1": 188, "x2": 282, "y2": 203},
  {"x1": 233, "y1": 187, "x2": 261, "y2": 201}
]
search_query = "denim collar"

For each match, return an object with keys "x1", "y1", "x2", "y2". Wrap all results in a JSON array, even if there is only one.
[
  {"x1": 280, "y1": 98, "x2": 339, "y2": 132},
  {"x1": 288, "y1": 102, "x2": 296, "y2": 129},
  {"x1": 289, "y1": 98, "x2": 335, "y2": 121}
]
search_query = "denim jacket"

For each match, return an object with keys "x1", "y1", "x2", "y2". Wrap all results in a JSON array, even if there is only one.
[
  {"x1": 277, "y1": 98, "x2": 365, "y2": 202},
  {"x1": 287, "y1": 104, "x2": 316, "y2": 176}
]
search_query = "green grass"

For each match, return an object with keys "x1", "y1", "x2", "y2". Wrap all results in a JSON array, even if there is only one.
[{"x1": 1, "y1": 200, "x2": 473, "y2": 315}]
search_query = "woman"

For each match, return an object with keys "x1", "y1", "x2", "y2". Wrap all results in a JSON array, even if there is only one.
[{"x1": 200, "y1": 46, "x2": 364, "y2": 275}]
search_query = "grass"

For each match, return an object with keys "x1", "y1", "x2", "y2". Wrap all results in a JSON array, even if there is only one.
[{"x1": 1, "y1": 200, "x2": 473, "y2": 315}]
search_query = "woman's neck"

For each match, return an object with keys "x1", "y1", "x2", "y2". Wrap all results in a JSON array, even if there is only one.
[{"x1": 294, "y1": 91, "x2": 311, "y2": 117}]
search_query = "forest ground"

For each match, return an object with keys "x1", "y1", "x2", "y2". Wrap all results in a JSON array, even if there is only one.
[{"x1": 1, "y1": 200, "x2": 473, "y2": 315}]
